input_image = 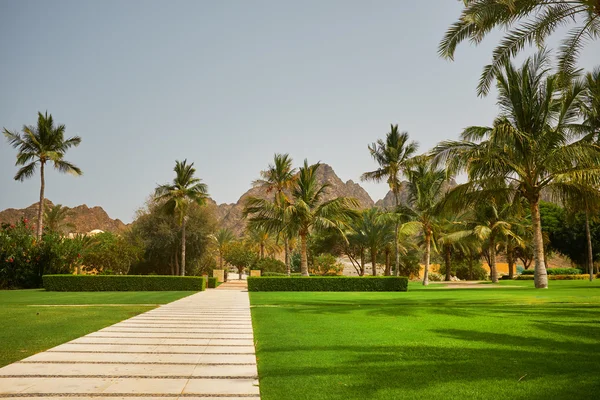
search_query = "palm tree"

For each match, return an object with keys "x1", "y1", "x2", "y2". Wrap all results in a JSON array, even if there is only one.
[
  {"x1": 351, "y1": 208, "x2": 395, "y2": 276},
  {"x1": 361, "y1": 124, "x2": 418, "y2": 276},
  {"x1": 3, "y1": 112, "x2": 82, "y2": 239},
  {"x1": 212, "y1": 228, "x2": 235, "y2": 270},
  {"x1": 440, "y1": 1, "x2": 600, "y2": 96},
  {"x1": 155, "y1": 159, "x2": 209, "y2": 276},
  {"x1": 432, "y1": 52, "x2": 600, "y2": 288},
  {"x1": 402, "y1": 157, "x2": 448, "y2": 286},
  {"x1": 245, "y1": 160, "x2": 358, "y2": 276},
  {"x1": 251, "y1": 153, "x2": 297, "y2": 273},
  {"x1": 44, "y1": 204, "x2": 75, "y2": 236}
]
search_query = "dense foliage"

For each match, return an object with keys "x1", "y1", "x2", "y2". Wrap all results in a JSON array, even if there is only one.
[{"x1": 43, "y1": 274, "x2": 206, "y2": 291}]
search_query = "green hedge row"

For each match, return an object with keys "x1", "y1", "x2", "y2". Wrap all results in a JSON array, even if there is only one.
[
  {"x1": 207, "y1": 277, "x2": 219, "y2": 288},
  {"x1": 247, "y1": 276, "x2": 408, "y2": 292},
  {"x1": 515, "y1": 274, "x2": 598, "y2": 281},
  {"x1": 43, "y1": 275, "x2": 206, "y2": 291},
  {"x1": 520, "y1": 268, "x2": 582, "y2": 275}
]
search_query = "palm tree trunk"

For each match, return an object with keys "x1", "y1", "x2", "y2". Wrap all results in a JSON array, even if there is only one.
[
  {"x1": 507, "y1": 239, "x2": 515, "y2": 279},
  {"x1": 394, "y1": 192, "x2": 400, "y2": 277},
  {"x1": 175, "y1": 249, "x2": 180, "y2": 276},
  {"x1": 360, "y1": 247, "x2": 365, "y2": 276},
  {"x1": 586, "y1": 210, "x2": 594, "y2": 282},
  {"x1": 371, "y1": 247, "x2": 377, "y2": 276},
  {"x1": 468, "y1": 252, "x2": 474, "y2": 280},
  {"x1": 284, "y1": 236, "x2": 290, "y2": 276},
  {"x1": 219, "y1": 250, "x2": 223, "y2": 269},
  {"x1": 530, "y1": 199, "x2": 548, "y2": 289},
  {"x1": 37, "y1": 161, "x2": 45, "y2": 240},
  {"x1": 300, "y1": 231, "x2": 309, "y2": 277},
  {"x1": 385, "y1": 248, "x2": 391, "y2": 276},
  {"x1": 444, "y1": 245, "x2": 451, "y2": 281},
  {"x1": 423, "y1": 230, "x2": 431, "y2": 286},
  {"x1": 489, "y1": 234, "x2": 498, "y2": 283},
  {"x1": 260, "y1": 242, "x2": 264, "y2": 259},
  {"x1": 181, "y1": 218, "x2": 186, "y2": 276}
]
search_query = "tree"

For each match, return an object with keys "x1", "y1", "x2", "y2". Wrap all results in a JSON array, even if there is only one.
[
  {"x1": 361, "y1": 124, "x2": 418, "y2": 276},
  {"x1": 245, "y1": 160, "x2": 358, "y2": 276},
  {"x1": 212, "y1": 228, "x2": 235, "y2": 270},
  {"x1": 3, "y1": 112, "x2": 82, "y2": 239},
  {"x1": 251, "y1": 153, "x2": 297, "y2": 274},
  {"x1": 44, "y1": 204, "x2": 74, "y2": 236},
  {"x1": 224, "y1": 242, "x2": 256, "y2": 279},
  {"x1": 352, "y1": 208, "x2": 394, "y2": 276},
  {"x1": 440, "y1": 0, "x2": 600, "y2": 96},
  {"x1": 130, "y1": 198, "x2": 216, "y2": 276},
  {"x1": 154, "y1": 159, "x2": 209, "y2": 276},
  {"x1": 402, "y1": 157, "x2": 448, "y2": 285},
  {"x1": 432, "y1": 52, "x2": 600, "y2": 288}
]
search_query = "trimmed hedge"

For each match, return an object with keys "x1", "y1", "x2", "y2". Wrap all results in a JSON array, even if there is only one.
[
  {"x1": 43, "y1": 275, "x2": 206, "y2": 291},
  {"x1": 207, "y1": 277, "x2": 219, "y2": 288},
  {"x1": 520, "y1": 268, "x2": 581, "y2": 275},
  {"x1": 247, "y1": 276, "x2": 408, "y2": 292},
  {"x1": 515, "y1": 274, "x2": 597, "y2": 281},
  {"x1": 263, "y1": 272, "x2": 305, "y2": 277}
]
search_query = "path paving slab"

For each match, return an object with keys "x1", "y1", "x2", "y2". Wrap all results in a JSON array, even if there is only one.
[{"x1": 0, "y1": 281, "x2": 260, "y2": 399}]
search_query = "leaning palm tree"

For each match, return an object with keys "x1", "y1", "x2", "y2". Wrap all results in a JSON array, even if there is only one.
[
  {"x1": 44, "y1": 204, "x2": 75, "y2": 236},
  {"x1": 3, "y1": 112, "x2": 82, "y2": 239},
  {"x1": 440, "y1": 0, "x2": 600, "y2": 96},
  {"x1": 212, "y1": 228, "x2": 236, "y2": 270},
  {"x1": 362, "y1": 124, "x2": 418, "y2": 276},
  {"x1": 432, "y1": 52, "x2": 600, "y2": 288},
  {"x1": 155, "y1": 159, "x2": 209, "y2": 276},
  {"x1": 251, "y1": 153, "x2": 297, "y2": 273},
  {"x1": 402, "y1": 157, "x2": 448, "y2": 286},
  {"x1": 245, "y1": 160, "x2": 359, "y2": 276}
]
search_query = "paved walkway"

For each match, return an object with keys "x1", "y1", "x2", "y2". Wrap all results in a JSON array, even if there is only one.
[{"x1": 0, "y1": 282, "x2": 260, "y2": 399}]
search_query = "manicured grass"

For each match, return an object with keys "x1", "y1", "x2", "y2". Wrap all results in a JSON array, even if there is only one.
[
  {"x1": 0, "y1": 289, "x2": 195, "y2": 367},
  {"x1": 250, "y1": 280, "x2": 600, "y2": 400}
]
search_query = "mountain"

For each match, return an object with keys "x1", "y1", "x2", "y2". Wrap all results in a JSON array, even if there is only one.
[
  {"x1": 216, "y1": 163, "x2": 375, "y2": 235},
  {"x1": 375, "y1": 179, "x2": 458, "y2": 209},
  {"x1": 0, "y1": 200, "x2": 127, "y2": 233}
]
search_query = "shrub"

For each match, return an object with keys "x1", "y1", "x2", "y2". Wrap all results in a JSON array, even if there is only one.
[
  {"x1": 263, "y1": 272, "x2": 303, "y2": 277},
  {"x1": 310, "y1": 254, "x2": 343, "y2": 276},
  {"x1": 247, "y1": 276, "x2": 408, "y2": 292},
  {"x1": 438, "y1": 259, "x2": 488, "y2": 280},
  {"x1": 515, "y1": 274, "x2": 592, "y2": 281},
  {"x1": 207, "y1": 276, "x2": 219, "y2": 288},
  {"x1": 428, "y1": 272, "x2": 443, "y2": 282},
  {"x1": 43, "y1": 275, "x2": 206, "y2": 291},
  {"x1": 252, "y1": 257, "x2": 286, "y2": 273},
  {"x1": 520, "y1": 268, "x2": 582, "y2": 275}
]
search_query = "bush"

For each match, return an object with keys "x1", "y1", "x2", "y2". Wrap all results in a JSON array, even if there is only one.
[
  {"x1": 263, "y1": 272, "x2": 303, "y2": 277},
  {"x1": 439, "y1": 258, "x2": 488, "y2": 280},
  {"x1": 520, "y1": 268, "x2": 582, "y2": 275},
  {"x1": 252, "y1": 257, "x2": 286, "y2": 273},
  {"x1": 207, "y1": 276, "x2": 219, "y2": 288},
  {"x1": 310, "y1": 254, "x2": 343, "y2": 276},
  {"x1": 428, "y1": 272, "x2": 443, "y2": 282},
  {"x1": 515, "y1": 274, "x2": 593, "y2": 281},
  {"x1": 43, "y1": 275, "x2": 206, "y2": 291},
  {"x1": 247, "y1": 276, "x2": 408, "y2": 292}
]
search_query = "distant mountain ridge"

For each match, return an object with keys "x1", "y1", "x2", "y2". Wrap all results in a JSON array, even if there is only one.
[
  {"x1": 0, "y1": 200, "x2": 127, "y2": 233},
  {"x1": 0, "y1": 164, "x2": 453, "y2": 235}
]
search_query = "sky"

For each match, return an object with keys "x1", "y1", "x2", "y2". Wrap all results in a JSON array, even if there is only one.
[{"x1": 1, "y1": 0, "x2": 599, "y2": 223}]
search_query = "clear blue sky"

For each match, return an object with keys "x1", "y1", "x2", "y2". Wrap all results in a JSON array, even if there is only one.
[{"x1": 1, "y1": 0, "x2": 599, "y2": 223}]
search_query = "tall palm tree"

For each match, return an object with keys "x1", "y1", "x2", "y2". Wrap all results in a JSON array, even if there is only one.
[
  {"x1": 251, "y1": 153, "x2": 297, "y2": 273},
  {"x1": 440, "y1": 0, "x2": 600, "y2": 96},
  {"x1": 212, "y1": 228, "x2": 235, "y2": 270},
  {"x1": 361, "y1": 124, "x2": 418, "y2": 276},
  {"x1": 432, "y1": 52, "x2": 600, "y2": 288},
  {"x1": 44, "y1": 204, "x2": 75, "y2": 236},
  {"x1": 155, "y1": 159, "x2": 209, "y2": 276},
  {"x1": 245, "y1": 160, "x2": 358, "y2": 276},
  {"x1": 3, "y1": 112, "x2": 82, "y2": 239},
  {"x1": 402, "y1": 157, "x2": 448, "y2": 286}
]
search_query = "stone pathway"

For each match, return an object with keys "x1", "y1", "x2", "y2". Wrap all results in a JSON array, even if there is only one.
[{"x1": 0, "y1": 282, "x2": 260, "y2": 399}]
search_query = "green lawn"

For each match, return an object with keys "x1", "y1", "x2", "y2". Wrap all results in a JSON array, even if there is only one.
[
  {"x1": 0, "y1": 289, "x2": 195, "y2": 367},
  {"x1": 250, "y1": 280, "x2": 600, "y2": 400}
]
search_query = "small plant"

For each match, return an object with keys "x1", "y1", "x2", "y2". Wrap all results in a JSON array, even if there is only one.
[
  {"x1": 428, "y1": 272, "x2": 443, "y2": 282},
  {"x1": 310, "y1": 254, "x2": 343, "y2": 276}
]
